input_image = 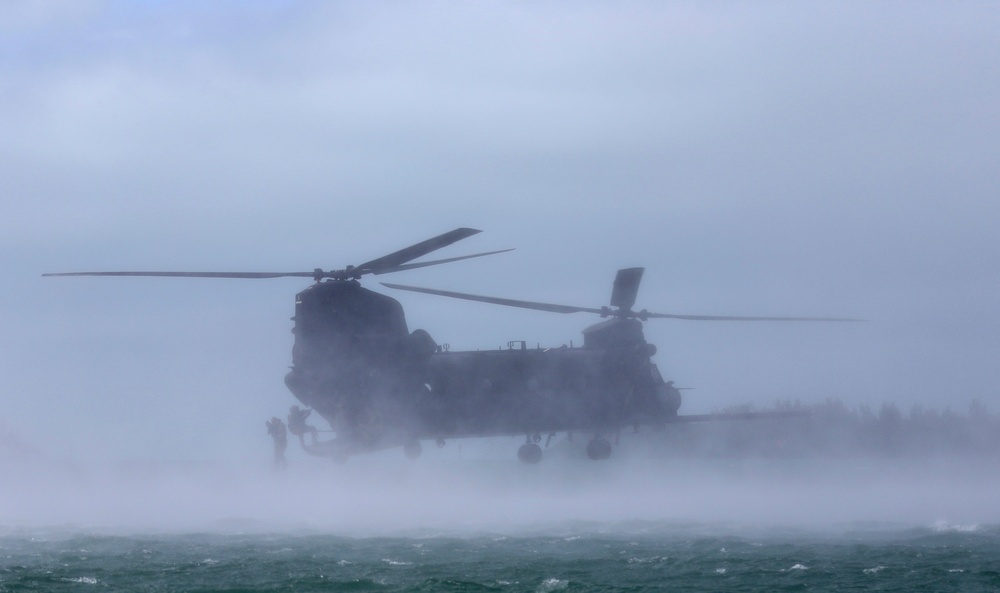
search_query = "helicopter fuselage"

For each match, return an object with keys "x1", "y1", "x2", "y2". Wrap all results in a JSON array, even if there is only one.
[{"x1": 282, "y1": 279, "x2": 681, "y2": 457}]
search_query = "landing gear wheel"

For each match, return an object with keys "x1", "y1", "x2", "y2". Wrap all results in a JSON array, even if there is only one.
[
  {"x1": 517, "y1": 443, "x2": 543, "y2": 464},
  {"x1": 586, "y1": 438, "x2": 612, "y2": 461},
  {"x1": 403, "y1": 440, "x2": 422, "y2": 460}
]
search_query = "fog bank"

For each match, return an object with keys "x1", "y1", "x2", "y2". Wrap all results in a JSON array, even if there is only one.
[{"x1": 3, "y1": 447, "x2": 997, "y2": 537}]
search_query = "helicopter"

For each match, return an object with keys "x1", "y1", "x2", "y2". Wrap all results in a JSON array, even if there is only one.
[{"x1": 45, "y1": 228, "x2": 857, "y2": 463}]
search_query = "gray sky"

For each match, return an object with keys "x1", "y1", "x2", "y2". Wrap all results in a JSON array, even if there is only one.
[{"x1": 2, "y1": 1, "x2": 998, "y2": 464}]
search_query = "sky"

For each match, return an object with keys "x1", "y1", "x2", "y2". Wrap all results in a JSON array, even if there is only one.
[{"x1": 2, "y1": 1, "x2": 999, "y2": 465}]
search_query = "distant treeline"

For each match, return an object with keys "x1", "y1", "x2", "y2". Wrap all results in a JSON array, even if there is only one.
[{"x1": 655, "y1": 399, "x2": 1000, "y2": 459}]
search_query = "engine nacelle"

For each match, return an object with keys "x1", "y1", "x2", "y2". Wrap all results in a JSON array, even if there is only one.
[
  {"x1": 406, "y1": 328, "x2": 438, "y2": 361},
  {"x1": 657, "y1": 380, "x2": 682, "y2": 416}
]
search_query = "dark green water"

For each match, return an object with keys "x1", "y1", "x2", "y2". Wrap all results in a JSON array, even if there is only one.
[{"x1": 3, "y1": 523, "x2": 998, "y2": 592}]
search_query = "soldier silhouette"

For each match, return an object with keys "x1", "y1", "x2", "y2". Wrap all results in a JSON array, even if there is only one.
[
  {"x1": 288, "y1": 405, "x2": 319, "y2": 446},
  {"x1": 266, "y1": 417, "x2": 287, "y2": 471}
]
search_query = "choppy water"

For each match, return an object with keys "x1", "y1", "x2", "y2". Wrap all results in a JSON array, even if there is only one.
[
  {"x1": 4, "y1": 451, "x2": 1000, "y2": 591},
  {"x1": 3, "y1": 522, "x2": 999, "y2": 592}
]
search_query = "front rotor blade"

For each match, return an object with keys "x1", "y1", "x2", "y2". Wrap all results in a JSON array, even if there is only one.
[
  {"x1": 372, "y1": 249, "x2": 514, "y2": 275},
  {"x1": 356, "y1": 228, "x2": 481, "y2": 274},
  {"x1": 382, "y1": 283, "x2": 605, "y2": 315},
  {"x1": 643, "y1": 312, "x2": 864, "y2": 322},
  {"x1": 42, "y1": 271, "x2": 317, "y2": 279},
  {"x1": 610, "y1": 267, "x2": 644, "y2": 309}
]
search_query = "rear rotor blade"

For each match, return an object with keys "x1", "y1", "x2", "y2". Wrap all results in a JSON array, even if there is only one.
[
  {"x1": 383, "y1": 282, "x2": 863, "y2": 322},
  {"x1": 642, "y1": 312, "x2": 864, "y2": 322},
  {"x1": 356, "y1": 228, "x2": 481, "y2": 274},
  {"x1": 610, "y1": 267, "x2": 643, "y2": 309},
  {"x1": 382, "y1": 283, "x2": 606, "y2": 315}
]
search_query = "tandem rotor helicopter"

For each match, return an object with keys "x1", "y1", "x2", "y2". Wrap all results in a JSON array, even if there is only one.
[{"x1": 45, "y1": 228, "x2": 857, "y2": 463}]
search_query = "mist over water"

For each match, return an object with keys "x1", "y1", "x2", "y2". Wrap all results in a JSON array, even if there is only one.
[
  {"x1": 7, "y1": 425, "x2": 999, "y2": 592},
  {"x1": 4, "y1": 433, "x2": 997, "y2": 537}
]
